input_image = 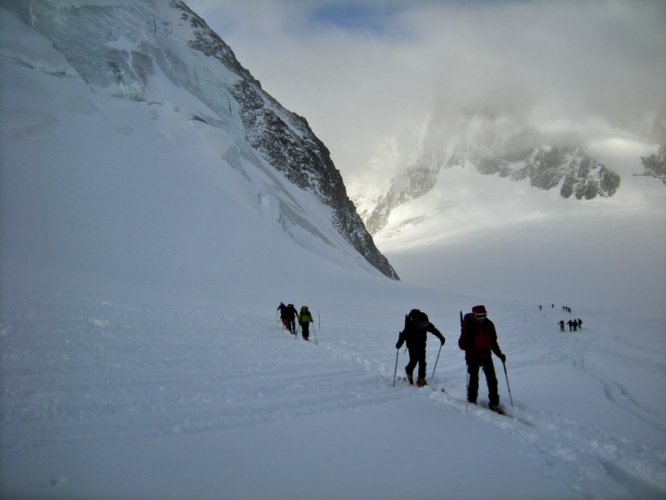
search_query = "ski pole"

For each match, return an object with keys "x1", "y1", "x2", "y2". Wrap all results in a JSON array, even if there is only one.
[
  {"x1": 502, "y1": 360, "x2": 514, "y2": 407},
  {"x1": 392, "y1": 348, "x2": 399, "y2": 387},
  {"x1": 431, "y1": 343, "x2": 443, "y2": 379},
  {"x1": 461, "y1": 310, "x2": 469, "y2": 413},
  {"x1": 465, "y1": 369, "x2": 469, "y2": 413},
  {"x1": 312, "y1": 323, "x2": 319, "y2": 345}
]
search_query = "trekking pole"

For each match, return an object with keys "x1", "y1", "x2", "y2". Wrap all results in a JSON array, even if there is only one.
[
  {"x1": 431, "y1": 343, "x2": 443, "y2": 379},
  {"x1": 392, "y1": 348, "x2": 399, "y2": 387},
  {"x1": 465, "y1": 370, "x2": 469, "y2": 413},
  {"x1": 502, "y1": 360, "x2": 514, "y2": 407},
  {"x1": 461, "y1": 310, "x2": 469, "y2": 413},
  {"x1": 312, "y1": 323, "x2": 319, "y2": 345}
]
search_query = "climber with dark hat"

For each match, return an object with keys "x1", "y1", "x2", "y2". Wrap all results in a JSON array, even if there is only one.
[{"x1": 458, "y1": 305, "x2": 506, "y2": 411}]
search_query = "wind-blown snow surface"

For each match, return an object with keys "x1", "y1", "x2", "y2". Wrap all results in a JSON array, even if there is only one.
[{"x1": 1, "y1": 4, "x2": 666, "y2": 500}]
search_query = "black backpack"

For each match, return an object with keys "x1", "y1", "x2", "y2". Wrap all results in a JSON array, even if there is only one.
[{"x1": 407, "y1": 309, "x2": 428, "y2": 326}]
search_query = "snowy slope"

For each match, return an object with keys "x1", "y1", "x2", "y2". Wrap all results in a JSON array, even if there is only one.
[
  {"x1": 0, "y1": 0, "x2": 397, "y2": 280},
  {"x1": 1, "y1": 2, "x2": 665, "y2": 500},
  {"x1": 0, "y1": 2, "x2": 384, "y2": 303}
]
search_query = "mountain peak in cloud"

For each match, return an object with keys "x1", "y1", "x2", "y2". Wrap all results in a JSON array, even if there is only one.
[{"x1": 360, "y1": 111, "x2": 622, "y2": 235}]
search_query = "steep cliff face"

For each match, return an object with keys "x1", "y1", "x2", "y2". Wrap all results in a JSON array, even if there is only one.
[
  {"x1": 227, "y1": 78, "x2": 397, "y2": 278},
  {"x1": 2, "y1": 0, "x2": 398, "y2": 279}
]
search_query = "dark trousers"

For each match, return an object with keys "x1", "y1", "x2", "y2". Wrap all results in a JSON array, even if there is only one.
[
  {"x1": 405, "y1": 347, "x2": 427, "y2": 380},
  {"x1": 301, "y1": 323, "x2": 310, "y2": 340},
  {"x1": 282, "y1": 318, "x2": 296, "y2": 334},
  {"x1": 467, "y1": 357, "x2": 499, "y2": 406}
]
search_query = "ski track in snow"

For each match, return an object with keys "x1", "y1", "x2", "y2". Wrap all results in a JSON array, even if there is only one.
[
  {"x1": 429, "y1": 392, "x2": 666, "y2": 498},
  {"x1": 573, "y1": 353, "x2": 665, "y2": 435},
  {"x1": 401, "y1": 309, "x2": 666, "y2": 498},
  {"x1": 0, "y1": 292, "x2": 403, "y2": 451},
  {"x1": 1, "y1": 292, "x2": 665, "y2": 498}
]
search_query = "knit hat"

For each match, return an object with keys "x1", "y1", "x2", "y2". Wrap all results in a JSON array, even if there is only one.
[{"x1": 472, "y1": 305, "x2": 487, "y2": 315}]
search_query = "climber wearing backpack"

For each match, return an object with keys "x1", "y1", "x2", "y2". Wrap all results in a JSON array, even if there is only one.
[
  {"x1": 395, "y1": 309, "x2": 445, "y2": 387},
  {"x1": 277, "y1": 302, "x2": 290, "y2": 331},
  {"x1": 458, "y1": 305, "x2": 506, "y2": 411},
  {"x1": 286, "y1": 303, "x2": 298, "y2": 334},
  {"x1": 298, "y1": 306, "x2": 313, "y2": 341}
]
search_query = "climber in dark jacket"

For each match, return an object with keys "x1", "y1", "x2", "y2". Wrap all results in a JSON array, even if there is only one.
[
  {"x1": 396, "y1": 309, "x2": 445, "y2": 387},
  {"x1": 277, "y1": 302, "x2": 290, "y2": 331},
  {"x1": 286, "y1": 303, "x2": 298, "y2": 334},
  {"x1": 458, "y1": 305, "x2": 506, "y2": 410}
]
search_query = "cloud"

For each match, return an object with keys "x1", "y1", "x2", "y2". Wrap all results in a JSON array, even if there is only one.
[
  {"x1": 308, "y1": 1, "x2": 408, "y2": 36},
  {"x1": 186, "y1": 0, "x2": 666, "y2": 182}
]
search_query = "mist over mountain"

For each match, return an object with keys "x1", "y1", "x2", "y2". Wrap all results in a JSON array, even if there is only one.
[
  {"x1": 346, "y1": 104, "x2": 664, "y2": 311},
  {"x1": 0, "y1": 0, "x2": 397, "y2": 280},
  {"x1": 359, "y1": 110, "x2": 625, "y2": 235},
  {"x1": 638, "y1": 109, "x2": 666, "y2": 184},
  {"x1": 640, "y1": 145, "x2": 666, "y2": 184}
]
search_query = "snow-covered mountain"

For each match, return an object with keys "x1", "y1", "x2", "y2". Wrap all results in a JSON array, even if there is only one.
[
  {"x1": 0, "y1": 0, "x2": 396, "y2": 280},
  {"x1": 360, "y1": 111, "x2": 622, "y2": 235},
  {"x1": 347, "y1": 105, "x2": 665, "y2": 311}
]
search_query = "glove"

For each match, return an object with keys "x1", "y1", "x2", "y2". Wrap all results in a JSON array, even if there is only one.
[
  {"x1": 395, "y1": 342, "x2": 401, "y2": 349},
  {"x1": 499, "y1": 353, "x2": 506, "y2": 363},
  {"x1": 441, "y1": 338, "x2": 446, "y2": 346}
]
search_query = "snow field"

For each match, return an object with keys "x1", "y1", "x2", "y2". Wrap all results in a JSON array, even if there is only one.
[{"x1": 2, "y1": 281, "x2": 665, "y2": 499}]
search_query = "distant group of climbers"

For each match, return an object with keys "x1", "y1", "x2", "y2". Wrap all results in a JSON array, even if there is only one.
[
  {"x1": 395, "y1": 305, "x2": 507, "y2": 412},
  {"x1": 539, "y1": 304, "x2": 584, "y2": 333},
  {"x1": 559, "y1": 318, "x2": 583, "y2": 332},
  {"x1": 277, "y1": 302, "x2": 313, "y2": 341},
  {"x1": 540, "y1": 304, "x2": 573, "y2": 312}
]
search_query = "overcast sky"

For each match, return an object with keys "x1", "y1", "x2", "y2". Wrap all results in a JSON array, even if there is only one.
[{"x1": 187, "y1": 0, "x2": 666, "y2": 186}]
